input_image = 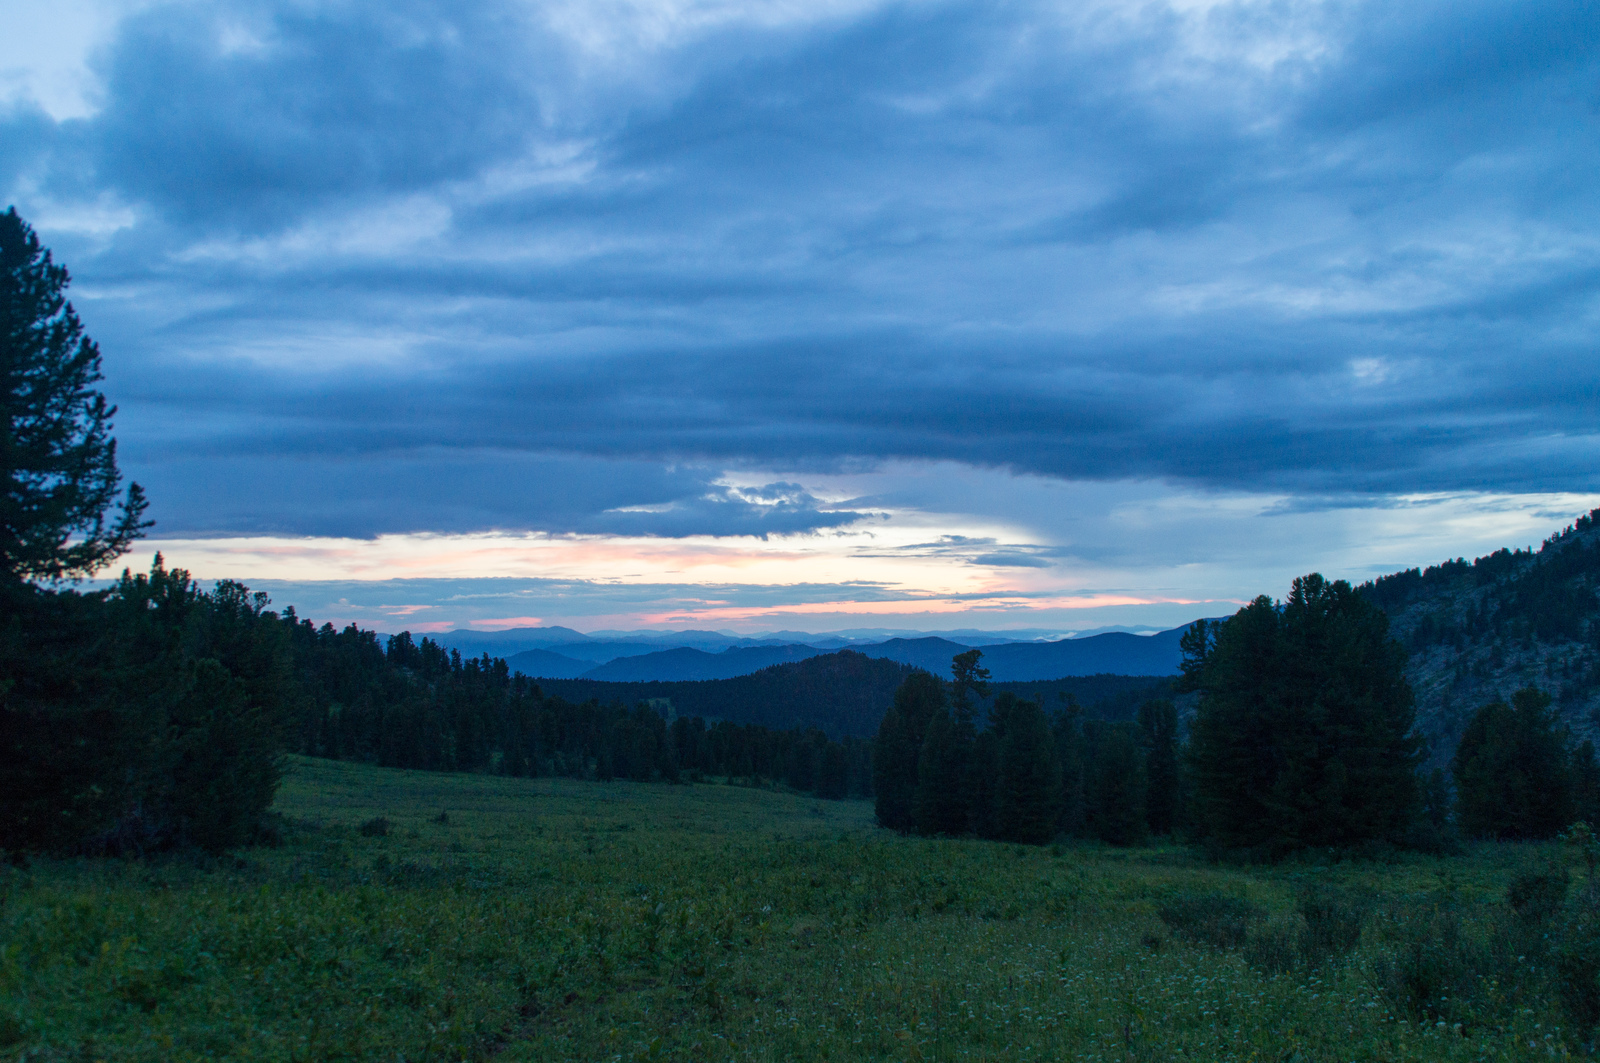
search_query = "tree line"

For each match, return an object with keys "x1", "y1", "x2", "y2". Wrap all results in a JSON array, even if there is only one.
[
  {"x1": 874, "y1": 574, "x2": 1600, "y2": 853},
  {"x1": 289, "y1": 606, "x2": 872, "y2": 796},
  {"x1": 3, "y1": 558, "x2": 873, "y2": 855},
  {"x1": 872, "y1": 650, "x2": 1183, "y2": 845}
]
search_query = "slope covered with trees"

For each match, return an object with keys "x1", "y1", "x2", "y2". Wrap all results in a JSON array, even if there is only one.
[
  {"x1": 284, "y1": 609, "x2": 873, "y2": 798},
  {"x1": 531, "y1": 652, "x2": 917, "y2": 736},
  {"x1": 1360, "y1": 509, "x2": 1600, "y2": 761}
]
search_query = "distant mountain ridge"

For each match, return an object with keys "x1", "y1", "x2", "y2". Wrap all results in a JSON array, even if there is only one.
[
  {"x1": 434, "y1": 511, "x2": 1600, "y2": 761},
  {"x1": 531, "y1": 651, "x2": 1175, "y2": 737},
  {"x1": 575, "y1": 643, "x2": 827, "y2": 682},
  {"x1": 485, "y1": 624, "x2": 1197, "y2": 683}
]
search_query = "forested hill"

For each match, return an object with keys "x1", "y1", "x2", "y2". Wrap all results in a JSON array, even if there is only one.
[
  {"x1": 1361, "y1": 507, "x2": 1600, "y2": 760},
  {"x1": 532, "y1": 651, "x2": 916, "y2": 737},
  {"x1": 536, "y1": 661, "x2": 1175, "y2": 738}
]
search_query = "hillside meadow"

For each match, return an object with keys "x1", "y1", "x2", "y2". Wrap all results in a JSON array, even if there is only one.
[{"x1": 2, "y1": 758, "x2": 1586, "y2": 1062}]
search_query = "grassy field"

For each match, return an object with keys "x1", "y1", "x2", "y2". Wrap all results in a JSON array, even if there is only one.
[{"x1": 2, "y1": 757, "x2": 1587, "y2": 1061}]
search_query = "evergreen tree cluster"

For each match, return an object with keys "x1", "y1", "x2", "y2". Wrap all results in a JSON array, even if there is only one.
[
  {"x1": 1362, "y1": 510, "x2": 1600, "y2": 652},
  {"x1": 3, "y1": 558, "x2": 874, "y2": 855},
  {"x1": 1451, "y1": 686, "x2": 1600, "y2": 839},
  {"x1": 289, "y1": 606, "x2": 874, "y2": 797},
  {"x1": 1181, "y1": 574, "x2": 1423, "y2": 856},
  {"x1": 872, "y1": 653, "x2": 1183, "y2": 845},
  {"x1": 3, "y1": 559, "x2": 293, "y2": 854}
]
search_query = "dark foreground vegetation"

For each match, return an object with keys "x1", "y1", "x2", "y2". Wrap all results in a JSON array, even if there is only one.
[{"x1": 6, "y1": 757, "x2": 1600, "y2": 1061}]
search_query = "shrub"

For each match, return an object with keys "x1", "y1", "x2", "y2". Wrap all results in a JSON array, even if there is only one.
[
  {"x1": 1242, "y1": 916, "x2": 1301, "y2": 974},
  {"x1": 1158, "y1": 893, "x2": 1261, "y2": 949},
  {"x1": 1556, "y1": 880, "x2": 1600, "y2": 1039},
  {"x1": 359, "y1": 817, "x2": 391, "y2": 838},
  {"x1": 1297, "y1": 885, "x2": 1369, "y2": 963},
  {"x1": 1507, "y1": 867, "x2": 1569, "y2": 924},
  {"x1": 1367, "y1": 902, "x2": 1481, "y2": 1025}
]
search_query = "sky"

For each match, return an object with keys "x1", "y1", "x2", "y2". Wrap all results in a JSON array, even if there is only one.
[{"x1": 3, "y1": 0, "x2": 1598, "y2": 634}]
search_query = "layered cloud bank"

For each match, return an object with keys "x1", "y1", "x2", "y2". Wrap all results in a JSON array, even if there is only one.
[{"x1": 7, "y1": 0, "x2": 1599, "y2": 627}]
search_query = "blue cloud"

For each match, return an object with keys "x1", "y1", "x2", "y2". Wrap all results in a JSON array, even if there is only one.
[
  {"x1": 4, "y1": 0, "x2": 1598, "y2": 538},
  {"x1": 76, "y1": 0, "x2": 548, "y2": 232}
]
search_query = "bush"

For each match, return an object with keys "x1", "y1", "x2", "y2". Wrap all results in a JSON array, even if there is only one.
[
  {"x1": 0, "y1": 560, "x2": 293, "y2": 855},
  {"x1": 1237, "y1": 885, "x2": 1370, "y2": 975},
  {"x1": 1297, "y1": 885, "x2": 1369, "y2": 963},
  {"x1": 1556, "y1": 879, "x2": 1600, "y2": 1039},
  {"x1": 1158, "y1": 893, "x2": 1261, "y2": 949},
  {"x1": 1367, "y1": 901, "x2": 1484, "y2": 1025},
  {"x1": 1507, "y1": 867, "x2": 1569, "y2": 923},
  {"x1": 359, "y1": 817, "x2": 391, "y2": 838},
  {"x1": 1242, "y1": 916, "x2": 1302, "y2": 974}
]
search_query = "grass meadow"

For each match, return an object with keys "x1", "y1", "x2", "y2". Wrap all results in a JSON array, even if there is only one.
[{"x1": 2, "y1": 756, "x2": 1586, "y2": 1061}]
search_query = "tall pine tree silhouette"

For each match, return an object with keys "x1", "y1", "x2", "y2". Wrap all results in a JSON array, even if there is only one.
[
  {"x1": 1087, "y1": 722, "x2": 1147, "y2": 845},
  {"x1": 996, "y1": 695, "x2": 1062, "y2": 844},
  {"x1": 913, "y1": 705, "x2": 966, "y2": 834},
  {"x1": 1137, "y1": 699, "x2": 1181, "y2": 836},
  {"x1": 874, "y1": 671, "x2": 945, "y2": 831}
]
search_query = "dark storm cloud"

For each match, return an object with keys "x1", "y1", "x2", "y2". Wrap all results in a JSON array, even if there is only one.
[
  {"x1": 81, "y1": 1, "x2": 549, "y2": 231},
  {"x1": 7, "y1": 0, "x2": 1600, "y2": 537},
  {"x1": 126, "y1": 450, "x2": 865, "y2": 538}
]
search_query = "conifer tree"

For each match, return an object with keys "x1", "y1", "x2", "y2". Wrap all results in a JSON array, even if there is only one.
[
  {"x1": 969, "y1": 728, "x2": 1001, "y2": 838},
  {"x1": 913, "y1": 705, "x2": 966, "y2": 835},
  {"x1": 948, "y1": 649, "x2": 989, "y2": 830},
  {"x1": 874, "y1": 671, "x2": 945, "y2": 831},
  {"x1": 1086, "y1": 721, "x2": 1147, "y2": 845},
  {"x1": 1052, "y1": 695, "x2": 1087, "y2": 837},
  {"x1": 0, "y1": 207, "x2": 147, "y2": 588},
  {"x1": 1137, "y1": 699, "x2": 1181, "y2": 836},
  {"x1": 996, "y1": 695, "x2": 1061, "y2": 844},
  {"x1": 1451, "y1": 686, "x2": 1576, "y2": 839}
]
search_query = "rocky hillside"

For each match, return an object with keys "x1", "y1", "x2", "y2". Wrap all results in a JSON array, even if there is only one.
[{"x1": 1360, "y1": 508, "x2": 1600, "y2": 763}]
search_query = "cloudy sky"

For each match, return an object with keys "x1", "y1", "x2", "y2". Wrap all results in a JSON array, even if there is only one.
[{"x1": 4, "y1": 0, "x2": 1598, "y2": 634}]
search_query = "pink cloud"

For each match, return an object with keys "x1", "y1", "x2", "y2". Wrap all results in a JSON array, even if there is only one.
[{"x1": 468, "y1": 616, "x2": 546, "y2": 630}]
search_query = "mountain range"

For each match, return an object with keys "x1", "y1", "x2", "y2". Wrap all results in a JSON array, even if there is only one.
[
  {"x1": 428, "y1": 623, "x2": 1197, "y2": 683},
  {"x1": 531, "y1": 655, "x2": 1175, "y2": 738},
  {"x1": 428, "y1": 508, "x2": 1600, "y2": 761}
]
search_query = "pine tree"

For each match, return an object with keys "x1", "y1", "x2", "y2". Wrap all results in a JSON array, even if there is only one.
[
  {"x1": 969, "y1": 729, "x2": 1001, "y2": 838},
  {"x1": 996, "y1": 695, "x2": 1061, "y2": 844},
  {"x1": 913, "y1": 706, "x2": 966, "y2": 835},
  {"x1": 0, "y1": 207, "x2": 147, "y2": 588},
  {"x1": 948, "y1": 649, "x2": 988, "y2": 831},
  {"x1": 0, "y1": 208, "x2": 151, "y2": 851},
  {"x1": 1451, "y1": 686, "x2": 1577, "y2": 839},
  {"x1": 874, "y1": 671, "x2": 945, "y2": 831},
  {"x1": 1137, "y1": 699, "x2": 1181, "y2": 836},
  {"x1": 1086, "y1": 722, "x2": 1147, "y2": 846},
  {"x1": 1052, "y1": 695, "x2": 1087, "y2": 837}
]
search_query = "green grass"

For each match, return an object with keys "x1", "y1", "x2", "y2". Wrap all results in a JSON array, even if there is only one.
[{"x1": 1, "y1": 757, "x2": 1585, "y2": 1061}]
